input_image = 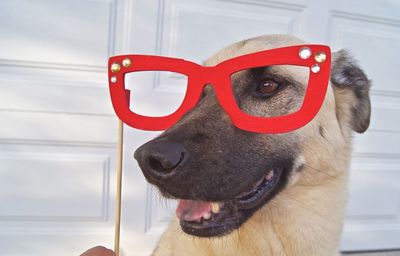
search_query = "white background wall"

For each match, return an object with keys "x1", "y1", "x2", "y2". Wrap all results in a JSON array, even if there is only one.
[{"x1": 0, "y1": 0, "x2": 399, "y2": 255}]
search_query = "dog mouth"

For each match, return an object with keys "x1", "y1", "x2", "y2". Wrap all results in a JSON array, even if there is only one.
[{"x1": 176, "y1": 168, "x2": 284, "y2": 237}]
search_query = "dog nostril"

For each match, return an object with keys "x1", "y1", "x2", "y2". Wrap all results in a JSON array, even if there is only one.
[
  {"x1": 148, "y1": 152, "x2": 185, "y2": 172},
  {"x1": 148, "y1": 158, "x2": 165, "y2": 172}
]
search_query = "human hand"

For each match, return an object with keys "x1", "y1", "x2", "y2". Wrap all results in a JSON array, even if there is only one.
[{"x1": 80, "y1": 246, "x2": 115, "y2": 256}]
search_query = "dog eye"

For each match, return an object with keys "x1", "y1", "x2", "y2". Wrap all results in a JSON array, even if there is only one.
[{"x1": 256, "y1": 79, "x2": 280, "y2": 96}]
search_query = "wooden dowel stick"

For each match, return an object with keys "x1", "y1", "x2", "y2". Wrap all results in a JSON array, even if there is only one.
[{"x1": 114, "y1": 119, "x2": 124, "y2": 256}]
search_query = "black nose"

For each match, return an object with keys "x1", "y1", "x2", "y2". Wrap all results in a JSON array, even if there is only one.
[{"x1": 134, "y1": 140, "x2": 187, "y2": 179}]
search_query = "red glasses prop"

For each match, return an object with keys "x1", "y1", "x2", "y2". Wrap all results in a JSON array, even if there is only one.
[{"x1": 108, "y1": 45, "x2": 331, "y2": 133}]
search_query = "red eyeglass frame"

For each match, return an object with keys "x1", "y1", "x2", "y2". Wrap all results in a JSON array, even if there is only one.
[{"x1": 108, "y1": 45, "x2": 331, "y2": 133}]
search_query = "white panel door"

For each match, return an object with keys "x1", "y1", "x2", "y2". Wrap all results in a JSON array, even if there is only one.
[{"x1": 1, "y1": 0, "x2": 399, "y2": 255}]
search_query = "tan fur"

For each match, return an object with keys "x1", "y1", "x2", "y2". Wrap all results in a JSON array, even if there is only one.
[{"x1": 152, "y1": 35, "x2": 361, "y2": 256}]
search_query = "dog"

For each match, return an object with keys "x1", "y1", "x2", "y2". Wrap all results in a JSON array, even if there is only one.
[{"x1": 134, "y1": 34, "x2": 371, "y2": 256}]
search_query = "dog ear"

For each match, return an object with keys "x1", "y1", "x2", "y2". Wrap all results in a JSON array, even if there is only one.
[{"x1": 330, "y1": 50, "x2": 371, "y2": 133}]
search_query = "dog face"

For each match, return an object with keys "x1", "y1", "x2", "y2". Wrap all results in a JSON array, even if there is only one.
[{"x1": 134, "y1": 35, "x2": 371, "y2": 237}]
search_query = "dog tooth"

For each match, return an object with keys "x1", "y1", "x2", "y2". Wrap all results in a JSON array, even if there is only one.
[
  {"x1": 203, "y1": 212, "x2": 211, "y2": 220},
  {"x1": 211, "y1": 202, "x2": 220, "y2": 213},
  {"x1": 266, "y1": 170, "x2": 274, "y2": 181}
]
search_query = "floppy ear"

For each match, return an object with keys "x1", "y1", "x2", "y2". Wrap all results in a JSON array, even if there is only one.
[{"x1": 330, "y1": 50, "x2": 371, "y2": 133}]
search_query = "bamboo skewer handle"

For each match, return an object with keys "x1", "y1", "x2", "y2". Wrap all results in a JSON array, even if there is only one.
[{"x1": 114, "y1": 119, "x2": 124, "y2": 256}]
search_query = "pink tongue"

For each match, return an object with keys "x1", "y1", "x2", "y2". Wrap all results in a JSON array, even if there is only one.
[{"x1": 176, "y1": 200, "x2": 211, "y2": 221}]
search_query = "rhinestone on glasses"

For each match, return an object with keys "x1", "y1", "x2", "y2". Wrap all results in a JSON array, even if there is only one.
[
  {"x1": 299, "y1": 47, "x2": 312, "y2": 59},
  {"x1": 314, "y1": 52, "x2": 327, "y2": 63},
  {"x1": 110, "y1": 76, "x2": 117, "y2": 83},
  {"x1": 122, "y1": 58, "x2": 132, "y2": 67},
  {"x1": 311, "y1": 64, "x2": 321, "y2": 73},
  {"x1": 111, "y1": 62, "x2": 121, "y2": 73}
]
